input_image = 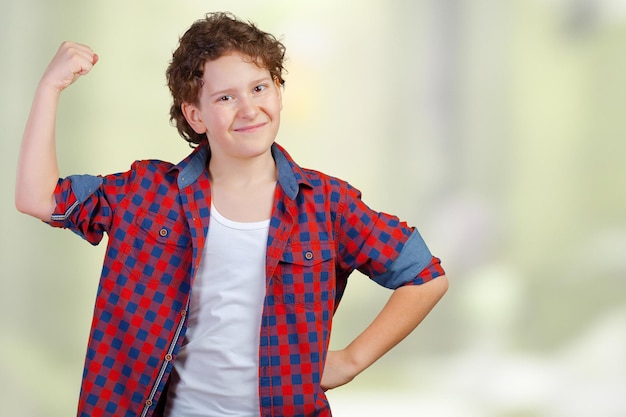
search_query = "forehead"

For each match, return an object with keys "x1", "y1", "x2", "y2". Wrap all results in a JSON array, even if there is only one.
[{"x1": 202, "y1": 52, "x2": 270, "y2": 84}]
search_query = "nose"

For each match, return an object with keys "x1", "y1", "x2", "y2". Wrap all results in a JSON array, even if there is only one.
[{"x1": 237, "y1": 94, "x2": 259, "y2": 119}]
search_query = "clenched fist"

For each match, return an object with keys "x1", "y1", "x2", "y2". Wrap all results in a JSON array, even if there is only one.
[{"x1": 40, "y1": 41, "x2": 98, "y2": 92}]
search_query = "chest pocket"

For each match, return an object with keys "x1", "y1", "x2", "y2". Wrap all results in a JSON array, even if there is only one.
[
  {"x1": 135, "y1": 209, "x2": 191, "y2": 248},
  {"x1": 277, "y1": 240, "x2": 336, "y2": 310},
  {"x1": 118, "y1": 209, "x2": 192, "y2": 285}
]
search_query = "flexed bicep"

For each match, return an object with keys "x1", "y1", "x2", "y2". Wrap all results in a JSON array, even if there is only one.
[{"x1": 16, "y1": 42, "x2": 99, "y2": 221}]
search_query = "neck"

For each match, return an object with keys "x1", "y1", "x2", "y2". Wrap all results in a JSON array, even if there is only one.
[
  {"x1": 207, "y1": 146, "x2": 278, "y2": 222},
  {"x1": 208, "y1": 147, "x2": 277, "y2": 187}
]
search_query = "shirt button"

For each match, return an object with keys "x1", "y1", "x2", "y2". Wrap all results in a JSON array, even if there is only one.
[
  {"x1": 159, "y1": 228, "x2": 168, "y2": 237},
  {"x1": 145, "y1": 399, "x2": 153, "y2": 407},
  {"x1": 165, "y1": 353, "x2": 173, "y2": 362},
  {"x1": 304, "y1": 251, "x2": 314, "y2": 260},
  {"x1": 181, "y1": 309, "x2": 187, "y2": 317}
]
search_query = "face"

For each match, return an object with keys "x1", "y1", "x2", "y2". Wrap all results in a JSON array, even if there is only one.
[{"x1": 182, "y1": 52, "x2": 283, "y2": 163}]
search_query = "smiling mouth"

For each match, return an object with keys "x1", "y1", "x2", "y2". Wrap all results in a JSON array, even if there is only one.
[{"x1": 234, "y1": 122, "x2": 266, "y2": 133}]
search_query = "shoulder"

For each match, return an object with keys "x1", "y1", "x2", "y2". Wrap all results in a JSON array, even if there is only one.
[
  {"x1": 98, "y1": 159, "x2": 177, "y2": 191},
  {"x1": 114, "y1": 156, "x2": 177, "y2": 179},
  {"x1": 295, "y1": 165, "x2": 365, "y2": 218},
  {"x1": 131, "y1": 159, "x2": 175, "y2": 172},
  {"x1": 300, "y1": 166, "x2": 353, "y2": 194},
  {"x1": 125, "y1": 144, "x2": 203, "y2": 179}
]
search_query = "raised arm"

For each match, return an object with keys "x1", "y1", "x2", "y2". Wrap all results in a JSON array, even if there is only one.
[{"x1": 15, "y1": 41, "x2": 98, "y2": 221}]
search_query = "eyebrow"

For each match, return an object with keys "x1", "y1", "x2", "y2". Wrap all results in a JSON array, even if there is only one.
[{"x1": 206, "y1": 77, "x2": 273, "y2": 99}]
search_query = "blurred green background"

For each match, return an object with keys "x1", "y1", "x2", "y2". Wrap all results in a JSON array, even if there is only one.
[{"x1": 1, "y1": 0, "x2": 625, "y2": 416}]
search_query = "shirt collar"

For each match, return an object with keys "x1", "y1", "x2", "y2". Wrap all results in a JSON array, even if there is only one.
[
  {"x1": 167, "y1": 143, "x2": 209, "y2": 189},
  {"x1": 169, "y1": 142, "x2": 311, "y2": 199},
  {"x1": 272, "y1": 142, "x2": 312, "y2": 200}
]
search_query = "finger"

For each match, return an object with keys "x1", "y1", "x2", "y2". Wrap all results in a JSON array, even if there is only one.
[
  {"x1": 59, "y1": 41, "x2": 97, "y2": 67},
  {"x1": 71, "y1": 50, "x2": 98, "y2": 76}
]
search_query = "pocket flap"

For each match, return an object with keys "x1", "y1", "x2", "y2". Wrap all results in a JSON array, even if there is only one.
[
  {"x1": 280, "y1": 240, "x2": 334, "y2": 266},
  {"x1": 135, "y1": 209, "x2": 190, "y2": 247}
]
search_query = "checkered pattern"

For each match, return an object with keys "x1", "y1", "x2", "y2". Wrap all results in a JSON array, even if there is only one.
[{"x1": 47, "y1": 143, "x2": 444, "y2": 417}]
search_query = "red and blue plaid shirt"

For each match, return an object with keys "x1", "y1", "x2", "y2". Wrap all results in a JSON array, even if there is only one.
[{"x1": 47, "y1": 142, "x2": 444, "y2": 417}]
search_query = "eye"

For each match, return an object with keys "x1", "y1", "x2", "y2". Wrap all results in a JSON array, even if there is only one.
[
  {"x1": 219, "y1": 95, "x2": 233, "y2": 102},
  {"x1": 253, "y1": 84, "x2": 267, "y2": 93}
]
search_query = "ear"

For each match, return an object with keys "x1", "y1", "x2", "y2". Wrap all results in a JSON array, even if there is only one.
[{"x1": 181, "y1": 102, "x2": 207, "y2": 134}]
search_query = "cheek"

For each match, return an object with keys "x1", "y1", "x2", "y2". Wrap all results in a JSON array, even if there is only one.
[
  {"x1": 269, "y1": 96, "x2": 283, "y2": 116},
  {"x1": 204, "y1": 111, "x2": 233, "y2": 133}
]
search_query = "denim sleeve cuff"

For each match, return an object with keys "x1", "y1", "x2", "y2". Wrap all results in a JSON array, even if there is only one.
[
  {"x1": 50, "y1": 174, "x2": 103, "y2": 223},
  {"x1": 70, "y1": 174, "x2": 103, "y2": 203},
  {"x1": 371, "y1": 228, "x2": 433, "y2": 289}
]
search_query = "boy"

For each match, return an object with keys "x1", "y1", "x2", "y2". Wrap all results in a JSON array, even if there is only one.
[{"x1": 16, "y1": 12, "x2": 448, "y2": 417}]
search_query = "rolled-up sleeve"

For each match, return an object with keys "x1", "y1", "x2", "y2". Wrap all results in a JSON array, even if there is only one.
[
  {"x1": 337, "y1": 183, "x2": 444, "y2": 289},
  {"x1": 46, "y1": 164, "x2": 138, "y2": 245}
]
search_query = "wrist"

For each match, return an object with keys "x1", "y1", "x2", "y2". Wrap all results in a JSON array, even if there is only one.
[
  {"x1": 37, "y1": 75, "x2": 66, "y2": 97},
  {"x1": 341, "y1": 345, "x2": 369, "y2": 379},
  {"x1": 37, "y1": 84, "x2": 63, "y2": 98}
]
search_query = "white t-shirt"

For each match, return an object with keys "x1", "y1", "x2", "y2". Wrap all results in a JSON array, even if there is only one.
[{"x1": 164, "y1": 203, "x2": 269, "y2": 417}]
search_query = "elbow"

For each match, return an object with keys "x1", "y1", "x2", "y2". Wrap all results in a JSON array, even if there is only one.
[
  {"x1": 426, "y1": 274, "x2": 449, "y2": 309},
  {"x1": 15, "y1": 192, "x2": 54, "y2": 221},
  {"x1": 14, "y1": 192, "x2": 30, "y2": 215},
  {"x1": 425, "y1": 274, "x2": 449, "y2": 302},
  {"x1": 437, "y1": 274, "x2": 449, "y2": 297}
]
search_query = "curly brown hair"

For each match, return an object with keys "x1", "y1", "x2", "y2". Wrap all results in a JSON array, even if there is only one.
[{"x1": 166, "y1": 12, "x2": 287, "y2": 145}]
